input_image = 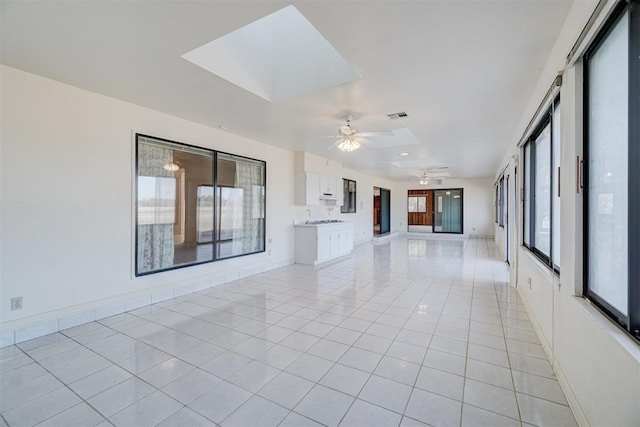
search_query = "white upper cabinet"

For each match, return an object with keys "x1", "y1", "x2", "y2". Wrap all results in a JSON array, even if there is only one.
[
  {"x1": 295, "y1": 172, "x2": 320, "y2": 205},
  {"x1": 319, "y1": 175, "x2": 337, "y2": 200},
  {"x1": 296, "y1": 172, "x2": 342, "y2": 205}
]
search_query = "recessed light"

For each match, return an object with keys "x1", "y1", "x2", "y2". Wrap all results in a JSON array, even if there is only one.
[{"x1": 399, "y1": 152, "x2": 409, "y2": 156}]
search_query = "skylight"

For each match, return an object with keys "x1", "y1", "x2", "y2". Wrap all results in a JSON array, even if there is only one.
[{"x1": 181, "y1": 5, "x2": 361, "y2": 102}]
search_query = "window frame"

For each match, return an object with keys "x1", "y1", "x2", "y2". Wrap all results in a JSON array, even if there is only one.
[
  {"x1": 522, "y1": 97, "x2": 560, "y2": 273},
  {"x1": 134, "y1": 133, "x2": 267, "y2": 277},
  {"x1": 408, "y1": 195, "x2": 427, "y2": 213},
  {"x1": 495, "y1": 183, "x2": 500, "y2": 224},
  {"x1": 583, "y1": 1, "x2": 639, "y2": 342},
  {"x1": 340, "y1": 178, "x2": 357, "y2": 213},
  {"x1": 498, "y1": 176, "x2": 505, "y2": 228}
]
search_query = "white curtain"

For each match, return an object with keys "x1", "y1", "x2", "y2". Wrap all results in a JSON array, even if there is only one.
[
  {"x1": 137, "y1": 142, "x2": 175, "y2": 273},
  {"x1": 232, "y1": 159, "x2": 264, "y2": 255}
]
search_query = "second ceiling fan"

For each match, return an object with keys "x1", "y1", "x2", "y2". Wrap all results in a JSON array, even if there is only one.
[{"x1": 329, "y1": 115, "x2": 391, "y2": 152}]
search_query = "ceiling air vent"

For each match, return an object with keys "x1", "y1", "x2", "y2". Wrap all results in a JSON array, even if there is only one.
[{"x1": 386, "y1": 111, "x2": 408, "y2": 120}]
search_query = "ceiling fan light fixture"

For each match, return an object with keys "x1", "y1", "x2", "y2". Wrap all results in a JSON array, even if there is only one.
[
  {"x1": 337, "y1": 137, "x2": 361, "y2": 152},
  {"x1": 163, "y1": 162, "x2": 180, "y2": 172},
  {"x1": 419, "y1": 170, "x2": 429, "y2": 185}
]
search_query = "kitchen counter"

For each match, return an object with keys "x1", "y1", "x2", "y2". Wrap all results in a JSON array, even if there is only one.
[
  {"x1": 294, "y1": 221, "x2": 353, "y2": 265},
  {"x1": 294, "y1": 220, "x2": 347, "y2": 227}
]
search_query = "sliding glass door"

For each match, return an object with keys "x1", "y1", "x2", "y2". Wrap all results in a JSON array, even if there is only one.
[{"x1": 433, "y1": 189, "x2": 463, "y2": 233}]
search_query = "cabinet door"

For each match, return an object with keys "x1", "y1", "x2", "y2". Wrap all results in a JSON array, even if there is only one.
[
  {"x1": 320, "y1": 175, "x2": 338, "y2": 196},
  {"x1": 330, "y1": 230, "x2": 341, "y2": 255},
  {"x1": 306, "y1": 173, "x2": 320, "y2": 204},
  {"x1": 336, "y1": 178, "x2": 344, "y2": 207},
  {"x1": 317, "y1": 231, "x2": 331, "y2": 260},
  {"x1": 340, "y1": 228, "x2": 353, "y2": 253}
]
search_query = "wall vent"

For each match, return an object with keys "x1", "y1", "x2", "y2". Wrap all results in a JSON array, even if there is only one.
[{"x1": 386, "y1": 112, "x2": 408, "y2": 120}]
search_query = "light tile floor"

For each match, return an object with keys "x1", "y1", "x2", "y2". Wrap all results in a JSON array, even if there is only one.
[{"x1": 0, "y1": 237, "x2": 578, "y2": 426}]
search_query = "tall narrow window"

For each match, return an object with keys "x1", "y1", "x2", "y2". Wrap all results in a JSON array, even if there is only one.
[
  {"x1": 523, "y1": 143, "x2": 531, "y2": 247},
  {"x1": 341, "y1": 178, "x2": 357, "y2": 213},
  {"x1": 534, "y1": 122, "x2": 551, "y2": 259},
  {"x1": 551, "y1": 105, "x2": 561, "y2": 269},
  {"x1": 584, "y1": 2, "x2": 637, "y2": 340},
  {"x1": 521, "y1": 98, "x2": 560, "y2": 270},
  {"x1": 498, "y1": 176, "x2": 505, "y2": 227}
]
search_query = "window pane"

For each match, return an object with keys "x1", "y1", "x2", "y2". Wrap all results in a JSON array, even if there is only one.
[
  {"x1": 342, "y1": 179, "x2": 349, "y2": 212},
  {"x1": 524, "y1": 143, "x2": 531, "y2": 246},
  {"x1": 408, "y1": 197, "x2": 418, "y2": 212},
  {"x1": 499, "y1": 177, "x2": 505, "y2": 227},
  {"x1": 136, "y1": 137, "x2": 214, "y2": 274},
  {"x1": 534, "y1": 124, "x2": 551, "y2": 257},
  {"x1": 418, "y1": 196, "x2": 427, "y2": 212},
  {"x1": 216, "y1": 153, "x2": 266, "y2": 259},
  {"x1": 197, "y1": 186, "x2": 214, "y2": 243},
  {"x1": 341, "y1": 179, "x2": 357, "y2": 213},
  {"x1": 495, "y1": 185, "x2": 499, "y2": 223},
  {"x1": 552, "y1": 104, "x2": 561, "y2": 268},
  {"x1": 588, "y1": 12, "x2": 629, "y2": 315}
]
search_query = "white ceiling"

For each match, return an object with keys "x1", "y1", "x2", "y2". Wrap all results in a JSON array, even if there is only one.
[{"x1": 1, "y1": 1, "x2": 574, "y2": 181}]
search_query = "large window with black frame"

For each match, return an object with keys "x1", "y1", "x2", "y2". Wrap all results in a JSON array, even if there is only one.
[
  {"x1": 135, "y1": 134, "x2": 266, "y2": 276},
  {"x1": 522, "y1": 97, "x2": 561, "y2": 272},
  {"x1": 583, "y1": 1, "x2": 639, "y2": 342}
]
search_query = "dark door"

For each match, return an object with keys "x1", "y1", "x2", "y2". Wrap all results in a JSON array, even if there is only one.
[{"x1": 380, "y1": 188, "x2": 391, "y2": 234}]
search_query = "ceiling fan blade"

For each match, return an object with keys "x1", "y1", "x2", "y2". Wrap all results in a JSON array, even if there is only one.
[
  {"x1": 357, "y1": 131, "x2": 393, "y2": 137},
  {"x1": 327, "y1": 140, "x2": 340, "y2": 149}
]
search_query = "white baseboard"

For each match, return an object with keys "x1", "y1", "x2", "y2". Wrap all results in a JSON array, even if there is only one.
[
  {"x1": 0, "y1": 255, "x2": 295, "y2": 348},
  {"x1": 515, "y1": 286, "x2": 587, "y2": 427},
  {"x1": 554, "y1": 361, "x2": 590, "y2": 427}
]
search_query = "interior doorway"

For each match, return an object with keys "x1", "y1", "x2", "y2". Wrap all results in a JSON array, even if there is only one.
[{"x1": 373, "y1": 187, "x2": 391, "y2": 235}]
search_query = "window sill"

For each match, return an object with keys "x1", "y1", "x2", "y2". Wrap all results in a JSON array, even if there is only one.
[
  {"x1": 574, "y1": 297, "x2": 640, "y2": 363},
  {"x1": 520, "y1": 246, "x2": 559, "y2": 279}
]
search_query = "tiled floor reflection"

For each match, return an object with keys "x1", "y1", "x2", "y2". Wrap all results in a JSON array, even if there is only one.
[{"x1": 0, "y1": 237, "x2": 578, "y2": 426}]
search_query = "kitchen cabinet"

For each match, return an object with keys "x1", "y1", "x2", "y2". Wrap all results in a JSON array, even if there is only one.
[
  {"x1": 319, "y1": 175, "x2": 337, "y2": 199},
  {"x1": 294, "y1": 222, "x2": 353, "y2": 265},
  {"x1": 295, "y1": 172, "x2": 320, "y2": 205},
  {"x1": 295, "y1": 172, "x2": 342, "y2": 205}
]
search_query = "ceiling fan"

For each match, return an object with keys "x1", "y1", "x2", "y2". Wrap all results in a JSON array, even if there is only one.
[
  {"x1": 416, "y1": 166, "x2": 451, "y2": 185},
  {"x1": 328, "y1": 115, "x2": 392, "y2": 152}
]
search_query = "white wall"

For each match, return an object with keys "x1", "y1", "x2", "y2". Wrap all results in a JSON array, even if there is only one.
[
  {"x1": 493, "y1": 1, "x2": 640, "y2": 426},
  {"x1": 393, "y1": 178, "x2": 494, "y2": 238},
  {"x1": 0, "y1": 65, "x2": 391, "y2": 344},
  {"x1": 0, "y1": 65, "x2": 293, "y2": 332}
]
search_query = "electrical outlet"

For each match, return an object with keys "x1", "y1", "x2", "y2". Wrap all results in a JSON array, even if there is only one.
[
  {"x1": 11, "y1": 296, "x2": 22, "y2": 311},
  {"x1": 527, "y1": 277, "x2": 532, "y2": 289}
]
